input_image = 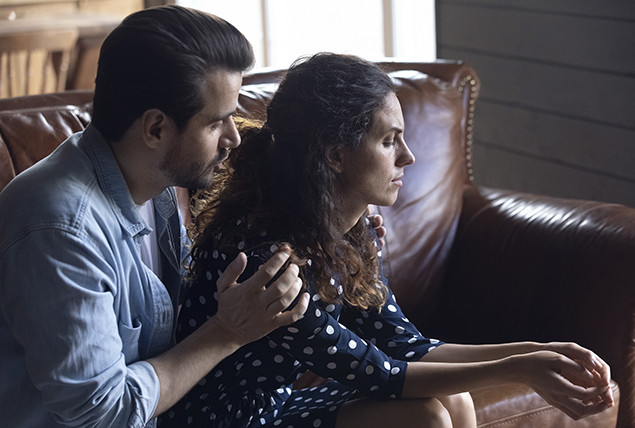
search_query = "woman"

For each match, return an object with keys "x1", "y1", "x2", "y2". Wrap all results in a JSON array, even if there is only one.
[{"x1": 162, "y1": 53, "x2": 613, "y2": 428}]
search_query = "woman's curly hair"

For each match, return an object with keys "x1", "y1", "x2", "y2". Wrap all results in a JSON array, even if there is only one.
[{"x1": 189, "y1": 53, "x2": 396, "y2": 310}]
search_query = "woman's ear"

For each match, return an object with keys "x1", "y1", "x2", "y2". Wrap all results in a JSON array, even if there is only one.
[{"x1": 325, "y1": 145, "x2": 345, "y2": 174}]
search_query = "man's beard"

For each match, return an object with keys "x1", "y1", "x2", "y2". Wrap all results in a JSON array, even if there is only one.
[{"x1": 160, "y1": 146, "x2": 229, "y2": 191}]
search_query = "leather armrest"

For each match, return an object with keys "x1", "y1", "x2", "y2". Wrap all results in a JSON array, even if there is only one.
[{"x1": 424, "y1": 185, "x2": 635, "y2": 426}]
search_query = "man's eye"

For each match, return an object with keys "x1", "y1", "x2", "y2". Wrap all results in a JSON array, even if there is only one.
[{"x1": 383, "y1": 141, "x2": 395, "y2": 146}]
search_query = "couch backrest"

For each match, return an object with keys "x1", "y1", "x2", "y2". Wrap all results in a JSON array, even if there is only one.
[{"x1": 0, "y1": 61, "x2": 479, "y2": 322}]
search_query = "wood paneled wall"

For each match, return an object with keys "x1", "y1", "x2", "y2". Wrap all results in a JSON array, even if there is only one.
[{"x1": 437, "y1": 0, "x2": 635, "y2": 207}]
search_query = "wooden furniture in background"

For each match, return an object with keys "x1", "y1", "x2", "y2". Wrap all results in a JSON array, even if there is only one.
[{"x1": 0, "y1": 27, "x2": 78, "y2": 97}]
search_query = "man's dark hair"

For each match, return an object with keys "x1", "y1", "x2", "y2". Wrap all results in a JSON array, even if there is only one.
[{"x1": 92, "y1": 5, "x2": 254, "y2": 142}]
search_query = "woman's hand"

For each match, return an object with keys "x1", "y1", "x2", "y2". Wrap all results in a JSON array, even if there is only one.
[
  {"x1": 542, "y1": 342, "x2": 614, "y2": 407},
  {"x1": 513, "y1": 350, "x2": 613, "y2": 420}
]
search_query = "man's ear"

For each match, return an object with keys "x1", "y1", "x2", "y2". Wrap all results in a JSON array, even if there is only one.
[
  {"x1": 325, "y1": 145, "x2": 345, "y2": 174},
  {"x1": 141, "y1": 109, "x2": 175, "y2": 149}
]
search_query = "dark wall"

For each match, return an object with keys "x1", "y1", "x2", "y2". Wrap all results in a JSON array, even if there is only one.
[{"x1": 437, "y1": 0, "x2": 635, "y2": 206}]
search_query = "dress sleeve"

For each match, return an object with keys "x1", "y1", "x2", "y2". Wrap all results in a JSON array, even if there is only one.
[
  {"x1": 338, "y1": 230, "x2": 444, "y2": 362},
  {"x1": 270, "y1": 297, "x2": 409, "y2": 399},
  {"x1": 338, "y1": 287, "x2": 443, "y2": 362}
]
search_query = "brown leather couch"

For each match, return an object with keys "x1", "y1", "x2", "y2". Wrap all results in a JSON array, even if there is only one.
[{"x1": 0, "y1": 61, "x2": 628, "y2": 427}]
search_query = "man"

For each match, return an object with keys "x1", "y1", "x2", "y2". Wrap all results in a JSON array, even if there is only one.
[{"x1": 0, "y1": 6, "x2": 309, "y2": 427}]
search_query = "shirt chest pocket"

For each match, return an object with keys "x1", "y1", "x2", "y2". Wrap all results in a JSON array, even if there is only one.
[{"x1": 118, "y1": 318, "x2": 142, "y2": 364}]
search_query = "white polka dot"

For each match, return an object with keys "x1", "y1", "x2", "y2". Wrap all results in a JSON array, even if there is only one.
[
  {"x1": 374, "y1": 321, "x2": 383, "y2": 329},
  {"x1": 274, "y1": 355, "x2": 284, "y2": 363},
  {"x1": 214, "y1": 370, "x2": 223, "y2": 377},
  {"x1": 239, "y1": 379, "x2": 247, "y2": 386},
  {"x1": 391, "y1": 367, "x2": 401, "y2": 375},
  {"x1": 312, "y1": 294, "x2": 321, "y2": 301},
  {"x1": 288, "y1": 327, "x2": 299, "y2": 333},
  {"x1": 236, "y1": 410, "x2": 243, "y2": 419},
  {"x1": 346, "y1": 374, "x2": 355, "y2": 380},
  {"x1": 274, "y1": 420, "x2": 282, "y2": 426},
  {"x1": 205, "y1": 271, "x2": 212, "y2": 281},
  {"x1": 303, "y1": 347, "x2": 313, "y2": 355},
  {"x1": 276, "y1": 375, "x2": 285, "y2": 382},
  {"x1": 395, "y1": 326, "x2": 405, "y2": 334},
  {"x1": 314, "y1": 419, "x2": 322, "y2": 427},
  {"x1": 387, "y1": 304, "x2": 397, "y2": 312},
  {"x1": 327, "y1": 346, "x2": 337, "y2": 355},
  {"x1": 329, "y1": 406, "x2": 338, "y2": 411},
  {"x1": 387, "y1": 341, "x2": 397, "y2": 347},
  {"x1": 253, "y1": 359, "x2": 262, "y2": 366},
  {"x1": 269, "y1": 340, "x2": 277, "y2": 348},
  {"x1": 355, "y1": 318, "x2": 363, "y2": 325},
  {"x1": 325, "y1": 304, "x2": 335, "y2": 312},
  {"x1": 198, "y1": 295, "x2": 206, "y2": 305},
  {"x1": 238, "y1": 241, "x2": 245, "y2": 249},
  {"x1": 188, "y1": 319, "x2": 196, "y2": 327},
  {"x1": 282, "y1": 343, "x2": 291, "y2": 350},
  {"x1": 428, "y1": 346, "x2": 437, "y2": 352},
  {"x1": 326, "y1": 325, "x2": 334, "y2": 335},
  {"x1": 315, "y1": 309, "x2": 321, "y2": 317},
  {"x1": 408, "y1": 337, "x2": 417, "y2": 344},
  {"x1": 270, "y1": 244, "x2": 279, "y2": 253},
  {"x1": 327, "y1": 362, "x2": 337, "y2": 369},
  {"x1": 301, "y1": 412, "x2": 310, "y2": 418},
  {"x1": 348, "y1": 340, "x2": 357, "y2": 349},
  {"x1": 187, "y1": 416, "x2": 193, "y2": 424},
  {"x1": 370, "y1": 385, "x2": 379, "y2": 391},
  {"x1": 350, "y1": 361, "x2": 360, "y2": 369},
  {"x1": 212, "y1": 250, "x2": 218, "y2": 258},
  {"x1": 405, "y1": 351, "x2": 415, "y2": 358},
  {"x1": 384, "y1": 361, "x2": 391, "y2": 370},
  {"x1": 236, "y1": 363, "x2": 244, "y2": 370},
  {"x1": 430, "y1": 338, "x2": 440, "y2": 344},
  {"x1": 185, "y1": 299, "x2": 191, "y2": 308},
  {"x1": 330, "y1": 278, "x2": 336, "y2": 285},
  {"x1": 213, "y1": 292, "x2": 218, "y2": 300},
  {"x1": 257, "y1": 376, "x2": 267, "y2": 382},
  {"x1": 330, "y1": 390, "x2": 339, "y2": 396},
  {"x1": 366, "y1": 366, "x2": 374, "y2": 375}
]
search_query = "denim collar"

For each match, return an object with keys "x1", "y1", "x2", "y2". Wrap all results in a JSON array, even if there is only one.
[{"x1": 79, "y1": 125, "x2": 177, "y2": 240}]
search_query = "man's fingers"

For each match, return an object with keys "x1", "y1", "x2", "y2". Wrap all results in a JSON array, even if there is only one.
[
  {"x1": 263, "y1": 269, "x2": 302, "y2": 314},
  {"x1": 241, "y1": 249, "x2": 293, "y2": 293},
  {"x1": 217, "y1": 252, "x2": 247, "y2": 293},
  {"x1": 272, "y1": 292, "x2": 310, "y2": 326}
]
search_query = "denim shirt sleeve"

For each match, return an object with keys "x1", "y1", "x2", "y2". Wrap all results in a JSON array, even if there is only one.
[{"x1": 0, "y1": 225, "x2": 159, "y2": 427}]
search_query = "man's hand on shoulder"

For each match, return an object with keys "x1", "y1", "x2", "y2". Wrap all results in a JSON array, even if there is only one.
[{"x1": 213, "y1": 248, "x2": 310, "y2": 347}]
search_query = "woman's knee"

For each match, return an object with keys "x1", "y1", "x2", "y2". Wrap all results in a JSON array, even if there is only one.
[
  {"x1": 335, "y1": 397, "x2": 452, "y2": 428},
  {"x1": 438, "y1": 392, "x2": 477, "y2": 428},
  {"x1": 415, "y1": 398, "x2": 453, "y2": 428}
]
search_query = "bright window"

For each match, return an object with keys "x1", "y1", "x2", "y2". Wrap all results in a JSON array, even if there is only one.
[{"x1": 177, "y1": 0, "x2": 436, "y2": 68}]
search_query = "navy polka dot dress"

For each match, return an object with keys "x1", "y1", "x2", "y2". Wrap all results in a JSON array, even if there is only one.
[{"x1": 159, "y1": 227, "x2": 443, "y2": 428}]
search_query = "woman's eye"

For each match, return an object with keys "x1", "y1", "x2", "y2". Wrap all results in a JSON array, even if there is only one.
[{"x1": 383, "y1": 141, "x2": 396, "y2": 147}]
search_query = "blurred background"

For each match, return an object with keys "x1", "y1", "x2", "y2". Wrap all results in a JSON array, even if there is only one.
[{"x1": 1, "y1": 0, "x2": 634, "y2": 208}]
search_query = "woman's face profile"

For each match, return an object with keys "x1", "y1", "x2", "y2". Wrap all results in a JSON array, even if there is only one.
[{"x1": 336, "y1": 92, "x2": 416, "y2": 211}]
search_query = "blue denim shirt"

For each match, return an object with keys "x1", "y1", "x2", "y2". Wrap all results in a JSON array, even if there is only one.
[{"x1": 0, "y1": 125, "x2": 188, "y2": 427}]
